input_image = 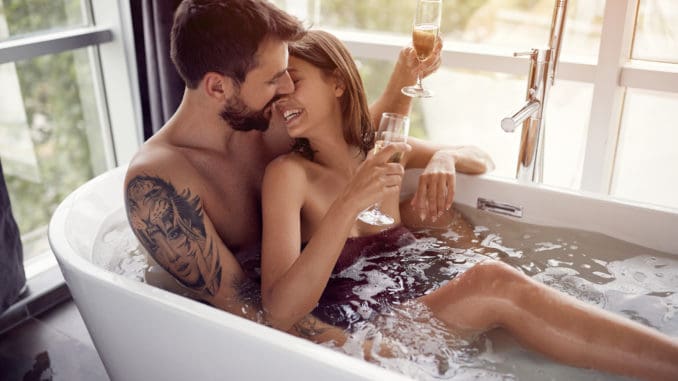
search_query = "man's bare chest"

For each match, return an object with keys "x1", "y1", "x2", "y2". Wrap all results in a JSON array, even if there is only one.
[{"x1": 190, "y1": 154, "x2": 266, "y2": 251}]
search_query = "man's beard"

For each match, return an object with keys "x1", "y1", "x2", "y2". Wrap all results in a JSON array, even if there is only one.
[{"x1": 219, "y1": 94, "x2": 271, "y2": 132}]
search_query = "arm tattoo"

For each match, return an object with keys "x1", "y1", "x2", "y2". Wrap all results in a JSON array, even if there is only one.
[
  {"x1": 292, "y1": 315, "x2": 331, "y2": 339},
  {"x1": 126, "y1": 175, "x2": 222, "y2": 296}
]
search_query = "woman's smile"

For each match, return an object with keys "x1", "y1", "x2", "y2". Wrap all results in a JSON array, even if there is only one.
[{"x1": 283, "y1": 108, "x2": 303, "y2": 123}]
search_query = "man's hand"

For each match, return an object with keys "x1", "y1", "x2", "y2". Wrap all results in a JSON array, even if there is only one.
[{"x1": 411, "y1": 150, "x2": 456, "y2": 222}]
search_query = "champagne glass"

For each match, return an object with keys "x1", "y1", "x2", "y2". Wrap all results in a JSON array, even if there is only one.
[
  {"x1": 401, "y1": 0, "x2": 442, "y2": 98},
  {"x1": 357, "y1": 113, "x2": 410, "y2": 226}
]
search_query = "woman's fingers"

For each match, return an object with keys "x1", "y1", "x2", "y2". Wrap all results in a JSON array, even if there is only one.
[
  {"x1": 411, "y1": 172, "x2": 455, "y2": 222},
  {"x1": 350, "y1": 147, "x2": 407, "y2": 211},
  {"x1": 419, "y1": 37, "x2": 443, "y2": 78},
  {"x1": 412, "y1": 175, "x2": 429, "y2": 221},
  {"x1": 444, "y1": 173, "x2": 455, "y2": 211},
  {"x1": 378, "y1": 142, "x2": 411, "y2": 163},
  {"x1": 436, "y1": 174, "x2": 447, "y2": 217}
]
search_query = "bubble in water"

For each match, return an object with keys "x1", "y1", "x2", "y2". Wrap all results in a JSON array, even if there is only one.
[
  {"x1": 534, "y1": 242, "x2": 563, "y2": 252},
  {"x1": 633, "y1": 271, "x2": 647, "y2": 282},
  {"x1": 481, "y1": 234, "x2": 523, "y2": 258}
]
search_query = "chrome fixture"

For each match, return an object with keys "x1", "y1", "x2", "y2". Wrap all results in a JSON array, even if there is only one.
[
  {"x1": 477, "y1": 198, "x2": 523, "y2": 218},
  {"x1": 501, "y1": 0, "x2": 568, "y2": 183}
]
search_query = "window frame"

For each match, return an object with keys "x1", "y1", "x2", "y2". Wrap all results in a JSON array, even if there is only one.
[
  {"x1": 318, "y1": 0, "x2": 677, "y2": 196},
  {"x1": 0, "y1": 0, "x2": 142, "y2": 168},
  {"x1": 0, "y1": 0, "x2": 142, "y2": 276}
]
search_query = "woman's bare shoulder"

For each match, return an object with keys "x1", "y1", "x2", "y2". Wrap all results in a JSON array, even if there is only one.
[{"x1": 265, "y1": 152, "x2": 309, "y2": 178}]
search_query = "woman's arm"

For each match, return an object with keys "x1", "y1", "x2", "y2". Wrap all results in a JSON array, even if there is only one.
[
  {"x1": 405, "y1": 137, "x2": 495, "y2": 174},
  {"x1": 261, "y1": 157, "x2": 357, "y2": 331},
  {"x1": 369, "y1": 41, "x2": 442, "y2": 129},
  {"x1": 260, "y1": 144, "x2": 409, "y2": 331}
]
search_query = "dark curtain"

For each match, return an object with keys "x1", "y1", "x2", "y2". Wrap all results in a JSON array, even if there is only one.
[
  {"x1": 132, "y1": 0, "x2": 184, "y2": 140},
  {"x1": 0, "y1": 159, "x2": 26, "y2": 314}
]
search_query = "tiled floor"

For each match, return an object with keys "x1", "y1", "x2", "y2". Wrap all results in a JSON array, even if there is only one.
[{"x1": 0, "y1": 300, "x2": 109, "y2": 381}]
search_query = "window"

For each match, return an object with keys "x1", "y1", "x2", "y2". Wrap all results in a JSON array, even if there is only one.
[
  {"x1": 0, "y1": 47, "x2": 108, "y2": 260},
  {"x1": 276, "y1": 0, "x2": 678, "y2": 210},
  {"x1": 0, "y1": 0, "x2": 140, "y2": 276},
  {"x1": 612, "y1": 89, "x2": 678, "y2": 209},
  {"x1": 0, "y1": 0, "x2": 87, "y2": 38},
  {"x1": 633, "y1": 0, "x2": 678, "y2": 63}
]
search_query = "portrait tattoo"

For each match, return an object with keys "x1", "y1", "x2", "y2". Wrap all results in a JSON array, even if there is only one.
[
  {"x1": 292, "y1": 315, "x2": 330, "y2": 339},
  {"x1": 126, "y1": 175, "x2": 222, "y2": 296}
]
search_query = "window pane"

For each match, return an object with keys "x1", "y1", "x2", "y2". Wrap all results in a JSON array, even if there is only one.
[
  {"x1": 612, "y1": 89, "x2": 678, "y2": 209},
  {"x1": 357, "y1": 58, "x2": 591, "y2": 189},
  {"x1": 0, "y1": 0, "x2": 87, "y2": 40},
  {"x1": 0, "y1": 47, "x2": 109, "y2": 261},
  {"x1": 633, "y1": 0, "x2": 678, "y2": 63},
  {"x1": 275, "y1": 0, "x2": 604, "y2": 60}
]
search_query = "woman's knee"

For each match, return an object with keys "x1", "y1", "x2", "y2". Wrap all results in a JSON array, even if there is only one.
[
  {"x1": 463, "y1": 260, "x2": 522, "y2": 288},
  {"x1": 421, "y1": 261, "x2": 524, "y2": 329}
]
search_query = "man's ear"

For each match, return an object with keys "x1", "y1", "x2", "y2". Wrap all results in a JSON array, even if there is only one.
[{"x1": 203, "y1": 72, "x2": 236, "y2": 101}]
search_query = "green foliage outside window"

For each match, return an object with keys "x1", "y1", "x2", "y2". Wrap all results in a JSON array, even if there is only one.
[{"x1": 1, "y1": 0, "x2": 97, "y2": 249}]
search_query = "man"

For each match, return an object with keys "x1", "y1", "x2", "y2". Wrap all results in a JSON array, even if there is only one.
[{"x1": 125, "y1": 0, "x2": 491, "y2": 343}]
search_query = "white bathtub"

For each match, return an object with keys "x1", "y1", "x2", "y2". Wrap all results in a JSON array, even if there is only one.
[{"x1": 48, "y1": 166, "x2": 678, "y2": 381}]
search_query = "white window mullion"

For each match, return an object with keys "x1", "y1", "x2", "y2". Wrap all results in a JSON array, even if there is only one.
[
  {"x1": 621, "y1": 60, "x2": 678, "y2": 93},
  {"x1": 580, "y1": 0, "x2": 638, "y2": 194},
  {"x1": 0, "y1": 26, "x2": 112, "y2": 64},
  {"x1": 90, "y1": 0, "x2": 143, "y2": 166},
  {"x1": 336, "y1": 29, "x2": 597, "y2": 83}
]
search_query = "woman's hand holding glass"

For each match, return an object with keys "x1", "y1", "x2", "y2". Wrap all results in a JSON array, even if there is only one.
[
  {"x1": 399, "y1": 37, "x2": 442, "y2": 82},
  {"x1": 341, "y1": 143, "x2": 410, "y2": 222},
  {"x1": 401, "y1": 0, "x2": 442, "y2": 98},
  {"x1": 357, "y1": 113, "x2": 411, "y2": 226}
]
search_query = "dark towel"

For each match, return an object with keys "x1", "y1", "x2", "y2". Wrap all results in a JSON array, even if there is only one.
[{"x1": 0, "y1": 159, "x2": 26, "y2": 314}]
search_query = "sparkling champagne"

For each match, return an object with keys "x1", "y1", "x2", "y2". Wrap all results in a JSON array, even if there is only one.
[
  {"x1": 412, "y1": 24, "x2": 438, "y2": 61},
  {"x1": 374, "y1": 140, "x2": 403, "y2": 163}
]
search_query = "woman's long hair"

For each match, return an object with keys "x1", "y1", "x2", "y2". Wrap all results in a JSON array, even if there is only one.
[{"x1": 288, "y1": 30, "x2": 374, "y2": 160}]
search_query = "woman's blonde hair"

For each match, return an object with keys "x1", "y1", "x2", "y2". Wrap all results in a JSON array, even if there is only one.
[{"x1": 288, "y1": 30, "x2": 374, "y2": 160}]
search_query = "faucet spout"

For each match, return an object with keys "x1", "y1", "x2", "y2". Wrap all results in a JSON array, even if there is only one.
[
  {"x1": 501, "y1": 0, "x2": 567, "y2": 184},
  {"x1": 501, "y1": 100, "x2": 540, "y2": 133}
]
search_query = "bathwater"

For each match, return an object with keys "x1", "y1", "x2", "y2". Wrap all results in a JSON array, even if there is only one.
[{"x1": 93, "y1": 206, "x2": 677, "y2": 380}]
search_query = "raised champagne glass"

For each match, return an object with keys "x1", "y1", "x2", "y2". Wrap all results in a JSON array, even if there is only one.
[
  {"x1": 401, "y1": 0, "x2": 442, "y2": 98},
  {"x1": 357, "y1": 113, "x2": 410, "y2": 226}
]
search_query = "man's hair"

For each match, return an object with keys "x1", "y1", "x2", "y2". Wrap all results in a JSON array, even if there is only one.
[
  {"x1": 171, "y1": 0, "x2": 305, "y2": 89},
  {"x1": 288, "y1": 30, "x2": 374, "y2": 160}
]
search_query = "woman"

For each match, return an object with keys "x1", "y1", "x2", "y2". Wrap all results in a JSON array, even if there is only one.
[{"x1": 261, "y1": 30, "x2": 678, "y2": 380}]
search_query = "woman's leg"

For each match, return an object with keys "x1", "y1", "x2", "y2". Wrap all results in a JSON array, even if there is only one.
[{"x1": 417, "y1": 260, "x2": 678, "y2": 380}]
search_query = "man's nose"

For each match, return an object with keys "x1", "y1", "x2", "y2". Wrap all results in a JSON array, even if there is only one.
[{"x1": 277, "y1": 71, "x2": 294, "y2": 95}]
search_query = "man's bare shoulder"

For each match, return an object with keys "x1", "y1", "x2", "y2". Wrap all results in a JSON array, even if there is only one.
[{"x1": 125, "y1": 140, "x2": 201, "y2": 190}]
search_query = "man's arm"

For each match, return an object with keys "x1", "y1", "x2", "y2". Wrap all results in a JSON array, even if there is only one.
[
  {"x1": 124, "y1": 153, "x2": 251, "y2": 313},
  {"x1": 403, "y1": 137, "x2": 495, "y2": 222}
]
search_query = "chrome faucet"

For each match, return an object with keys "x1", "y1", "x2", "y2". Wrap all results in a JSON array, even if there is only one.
[{"x1": 501, "y1": 0, "x2": 568, "y2": 183}]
